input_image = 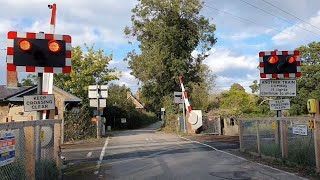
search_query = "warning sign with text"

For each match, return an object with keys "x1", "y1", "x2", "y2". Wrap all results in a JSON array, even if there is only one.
[
  {"x1": 260, "y1": 79, "x2": 297, "y2": 97},
  {"x1": 23, "y1": 95, "x2": 55, "y2": 112},
  {"x1": 269, "y1": 99, "x2": 291, "y2": 111}
]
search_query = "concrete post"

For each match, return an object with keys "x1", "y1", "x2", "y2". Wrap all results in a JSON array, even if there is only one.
[
  {"x1": 238, "y1": 119, "x2": 244, "y2": 152},
  {"x1": 256, "y1": 120, "x2": 261, "y2": 156},
  {"x1": 281, "y1": 118, "x2": 288, "y2": 159}
]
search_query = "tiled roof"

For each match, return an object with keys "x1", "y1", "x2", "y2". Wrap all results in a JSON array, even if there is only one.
[{"x1": 0, "y1": 85, "x2": 32, "y2": 100}]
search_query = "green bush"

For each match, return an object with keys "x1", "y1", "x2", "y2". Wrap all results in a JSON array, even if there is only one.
[
  {"x1": 260, "y1": 142, "x2": 281, "y2": 158},
  {"x1": 0, "y1": 160, "x2": 26, "y2": 180},
  {"x1": 126, "y1": 110, "x2": 160, "y2": 129},
  {"x1": 64, "y1": 106, "x2": 96, "y2": 142},
  {"x1": 160, "y1": 95, "x2": 179, "y2": 133},
  {"x1": 0, "y1": 159, "x2": 59, "y2": 180},
  {"x1": 36, "y1": 159, "x2": 60, "y2": 180}
]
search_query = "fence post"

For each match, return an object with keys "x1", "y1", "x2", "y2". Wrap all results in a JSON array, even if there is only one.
[
  {"x1": 239, "y1": 119, "x2": 244, "y2": 152},
  {"x1": 281, "y1": 118, "x2": 288, "y2": 159},
  {"x1": 256, "y1": 120, "x2": 261, "y2": 156},
  {"x1": 314, "y1": 100, "x2": 320, "y2": 172},
  {"x1": 274, "y1": 119, "x2": 279, "y2": 145},
  {"x1": 25, "y1": 126, "x2": 36, "y2": 180},
  {"x1": 54, "y1": 122, "x2": 61, "y2": 168}
]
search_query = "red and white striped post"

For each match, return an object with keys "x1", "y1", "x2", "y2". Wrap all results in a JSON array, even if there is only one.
[
  {"x1": 179, "y1": 76, "x2": 192, "y2": 132},
  {"x1": 42, "y1": 3, "x2": 57, "y2": 119},
  {"x1": 179, "y1": 76, "x2": 192, "y2": 113}
]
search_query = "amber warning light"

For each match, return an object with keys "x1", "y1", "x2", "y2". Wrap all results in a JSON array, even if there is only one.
[
  {"x1": 48, "y1": 40, "x2": 61, "y2": 53},
  {"x1": 19, "y1": 39, "x2": 32, "y2": 51}
]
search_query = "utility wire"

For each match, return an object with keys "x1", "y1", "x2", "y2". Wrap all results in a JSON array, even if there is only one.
[
  {"x1": 202, "y1": 4, "x2": 292, "y2": 36},
  {"x1": 238, "y1": 0, "x2": 320, "y2": 36},
  {"x1": 261, "y1": 0, "x2": 320, "y2": 31}
]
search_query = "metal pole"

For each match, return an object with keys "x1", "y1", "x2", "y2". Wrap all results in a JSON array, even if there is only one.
[
  {"x1": 35, "y1": 73, "x2": 43, "y2": 161},
  {"x1": 277, "y1": 107, "x2": 282, "y2": 152},
  {"x1": 96, "y1": 84, "x2": 101, "y2": 139},
  {"x1": 183, "y1": 101, "x2": 186, "y2": 133}
]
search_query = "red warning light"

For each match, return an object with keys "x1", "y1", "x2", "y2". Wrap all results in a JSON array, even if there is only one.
[
  {"x1": 268, "y1": 56, "x2": 278, "y2": 64},
  {"x1": 287, "y1": 56, "x2": 296, "y2": 64}
]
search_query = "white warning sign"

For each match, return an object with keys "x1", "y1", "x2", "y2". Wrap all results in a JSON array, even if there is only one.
[
  {"x1": 23, "y1": 95, "x2": 55, "y2": 112},
  {"x1": 269, "y1": 99, "x2": 291, "y2": 111}
]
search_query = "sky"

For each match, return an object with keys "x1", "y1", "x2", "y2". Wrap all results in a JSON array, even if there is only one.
[{"x1": 0, "y1": 0, "x2": 320, "y2": 94}]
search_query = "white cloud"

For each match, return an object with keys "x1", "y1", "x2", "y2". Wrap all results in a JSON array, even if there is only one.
[
  {"x1": 272, "y1": 11, "x2": 320, "y2": 46},
  {"x1": 0, "y1": 0, "x2": 136, "y2": 47},
  {"x1": 108, "y1": 60, "x2": 140, "y2": 92},
  {"x1": 204, "y1": 48, "x2": 257, "y2": 73},
  {"x1": 203, "y1": 48, "x2": 259, "y2": 93}
]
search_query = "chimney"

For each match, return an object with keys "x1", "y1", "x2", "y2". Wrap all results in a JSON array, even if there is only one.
[
  {"x1": 7, "y1": 71, "x2": 18, "y2": 88},
  {"x1": 135, "y1": 90, "x2": 140, "y2": 101},
  {"x1": 127, "y1": 91, "x2": 131, "y2": 99}
]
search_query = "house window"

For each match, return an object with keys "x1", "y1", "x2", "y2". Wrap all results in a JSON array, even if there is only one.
[{"x1": 230, "y1": 118, "x2": 235, "y2": 126}]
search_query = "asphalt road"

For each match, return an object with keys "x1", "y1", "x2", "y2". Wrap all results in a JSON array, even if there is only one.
[{"x1": 62, "y1": 121, "x2": 307, "y2": 180}]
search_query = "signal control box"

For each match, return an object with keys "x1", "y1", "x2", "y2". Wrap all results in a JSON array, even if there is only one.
[{"x1": 307, "y1": 99, "x2": 317, "y2": 114}]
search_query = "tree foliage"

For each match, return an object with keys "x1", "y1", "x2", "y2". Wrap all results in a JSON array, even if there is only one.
[
  {"x1": 230, "y1": 83, "x2": 245, "y2": 92},
  {"x1": 125, "y1": 0, "x2": 217, "y2": 111},
  {"x1": 290, "y1": 42, "x2": 320, "y2": 115},
  {"x1": 249, "y1": 80, "x2": 259, "y2": 94},
  {"x1": 20, "y1": 74, "x2": 37, "y2": 86},
  {"x1": 53, "y1": 44, "x2": 119, "y2": 103}
]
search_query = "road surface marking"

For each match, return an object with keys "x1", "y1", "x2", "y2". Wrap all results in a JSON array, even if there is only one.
[
  {"x1": 146, "y1": 138, "x2": 149, "y2": 141},
  {"x1": 86, "y1": 152, "x2": 92, "y2": 158},
  {"x1": 94, "y1": 136, "x2": 109, "y2": 175},
  {"x1": 179, "y1": 136, "x2": 308, "y2": 180}
]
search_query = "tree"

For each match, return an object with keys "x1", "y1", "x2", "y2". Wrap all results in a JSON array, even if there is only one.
[
  {"x1": 219, "y1": 89, "x2": 258, "y2": 117},
  {"x1": 53, "y1": 44, "x2": 120, "y2": 103},
  {"x1": 230, "y1": 83, "x2": 245, "y2": 92},
  {"x1": 189, "y1": 64, "x2": 216, "y2": 112},
  {"x1": 20, "y1": 74, "x2": 37, "y2": 86},
  {"x1": 290, "y1": 42, "x2": 320, "y2": 115},
  {"x1": 249, "y1": 80, "x2": 259, "y2": 94},
  {"x1": 124, "y1": 0, "x2": 217, "y2": 111}
]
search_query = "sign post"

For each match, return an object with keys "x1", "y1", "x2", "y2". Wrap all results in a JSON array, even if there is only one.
[
  {"x1": 88, "y1": 85, "x2": 108, "y2": 139},
  {"x1": 174, "y1": 91, "x2": 186, "y2": 132},
  {"x1": 259, "y1": 49, "x2": 301, "y2": 159}
]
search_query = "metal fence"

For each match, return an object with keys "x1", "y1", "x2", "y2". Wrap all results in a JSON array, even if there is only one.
[
  {"x1": 239, "y1": 117, "x2": 315, "y2": 167},
  {"x1": 202, "y1": 116, "x2": 221, "y2": 135},
  {"x1": 0, "y1": 120, "x2": 62, "y2": 180}
]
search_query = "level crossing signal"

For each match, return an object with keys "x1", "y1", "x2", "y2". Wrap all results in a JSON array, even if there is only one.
[
  {"x1": 259, "y1": 50, "x2": 301, "y2": 79},
  {"x1": 7, "y1": 31, "x2": 72, "y2": 73}
]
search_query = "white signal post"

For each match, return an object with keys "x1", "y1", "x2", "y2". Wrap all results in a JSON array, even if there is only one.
[{"x1": 42, "y1": 3, "x2": 56, "y2": 120}]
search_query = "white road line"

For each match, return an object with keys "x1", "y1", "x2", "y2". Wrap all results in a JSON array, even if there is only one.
[
  {"x1": 94, "y1": 136, "x2": 109, "y2": 175},
  {"x1": 146, "y1": 138, "x2": 149, "y2": 141},
  {"x1": 86, "y1": 152, "x2": 92, "y2": 158},
  {"x1": 179, "y1": 136, "x2": 308, "y2": 180}
]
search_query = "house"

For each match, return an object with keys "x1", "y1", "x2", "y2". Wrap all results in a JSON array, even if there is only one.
[
  {"x1": 0, "y1": 85, "x2": 81, "y2": 123},
  {"x1": 125, "y1": 91, "x2": 145, "y2": 111}
]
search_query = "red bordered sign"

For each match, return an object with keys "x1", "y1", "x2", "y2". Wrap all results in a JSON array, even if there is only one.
[
  {"x1": 6, "y1": 31, "x2": 72, "y2": 73},
  {"x1": 259, "y1": 50, "x2": 301, "y2": 79}
]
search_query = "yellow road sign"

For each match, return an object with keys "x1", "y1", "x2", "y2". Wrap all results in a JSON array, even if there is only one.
[
  {"x1": 272, "y1": 121, "x2": 276, "y2": 129},
  {"x1": 40, "y1": 130, "x2": 45, "y2": 142}
]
